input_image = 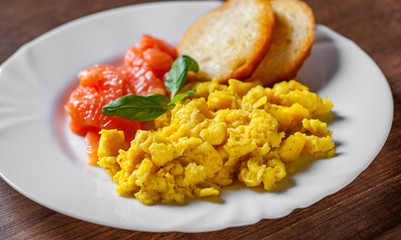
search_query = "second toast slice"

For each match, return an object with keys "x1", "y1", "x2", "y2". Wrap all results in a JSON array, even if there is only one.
[{"x1": 248, "y1": 0, "x2": 315, "y2": 86}]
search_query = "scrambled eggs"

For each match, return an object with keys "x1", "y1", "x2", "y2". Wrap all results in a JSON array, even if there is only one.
[{"x1": 98, "y1": 79, "x2": 335, "y2": 204}]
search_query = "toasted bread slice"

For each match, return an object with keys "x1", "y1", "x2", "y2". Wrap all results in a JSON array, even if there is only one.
[
  {"x1": 177, "y1": 0, "x2": 275, "y2": 83},
  {"x1": 247, "y1": 0, "x2": 315, "y2": 86}
]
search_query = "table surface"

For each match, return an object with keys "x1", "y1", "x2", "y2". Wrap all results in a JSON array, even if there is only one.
[{"x1": 1, "y1": 0, "x2": 400, "y2": 239}]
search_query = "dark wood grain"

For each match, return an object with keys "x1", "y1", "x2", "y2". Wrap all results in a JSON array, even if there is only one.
[{"x1": 1, "y1": 0, "x2": 400, "y2": 239}]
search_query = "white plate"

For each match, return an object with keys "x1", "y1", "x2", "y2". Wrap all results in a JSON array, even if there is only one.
[{"x1": 0, "y1": 1, "x2": 393, "y2": 233}]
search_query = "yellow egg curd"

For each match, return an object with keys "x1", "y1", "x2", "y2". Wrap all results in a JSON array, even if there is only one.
[{"x1": 97, "y1": 79, "x2": 335, "y2": 204}]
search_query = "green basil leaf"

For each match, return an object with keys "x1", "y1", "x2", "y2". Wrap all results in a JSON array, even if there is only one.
[
  {"x1": 169, "y1": 90, "x2": 196, "y2": 106},
  {"x1": 102, "y1": 94, "x2": 170, "y2": 121},
  {"x1": 143, "y1": 93, "x2": 171, "y2": 105},
  {"x1": 165, "y1": 55, "x2": 199, "y2": 99}
]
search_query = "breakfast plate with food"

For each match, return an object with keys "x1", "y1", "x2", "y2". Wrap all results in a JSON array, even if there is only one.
[{"x1": 0, "y1": 0, "x2": 393, "y2": 232}]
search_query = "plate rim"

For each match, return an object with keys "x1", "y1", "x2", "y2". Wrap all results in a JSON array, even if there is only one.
[{"x1": 0, "y1": 1, "x2": 394, "y2": 233}]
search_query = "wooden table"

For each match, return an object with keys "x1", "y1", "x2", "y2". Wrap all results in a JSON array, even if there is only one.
[{"x1": 1, "y1": 0, "x2": 400, "y2": 239}]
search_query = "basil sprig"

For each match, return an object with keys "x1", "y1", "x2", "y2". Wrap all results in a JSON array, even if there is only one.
[
  {"x1": 102, "y1": 55, "x2": 198, "y2": 121},
  {"x1": 165, "y1": 55, "x2": 199, "y2": 99},
  {"x1": 103, "y1": 94, "x2": 170, "y2": 122}
]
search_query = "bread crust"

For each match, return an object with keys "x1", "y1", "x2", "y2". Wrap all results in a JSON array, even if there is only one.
[{"x1": 177, "y1": 0, "x2": 275, "y2": 84}]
